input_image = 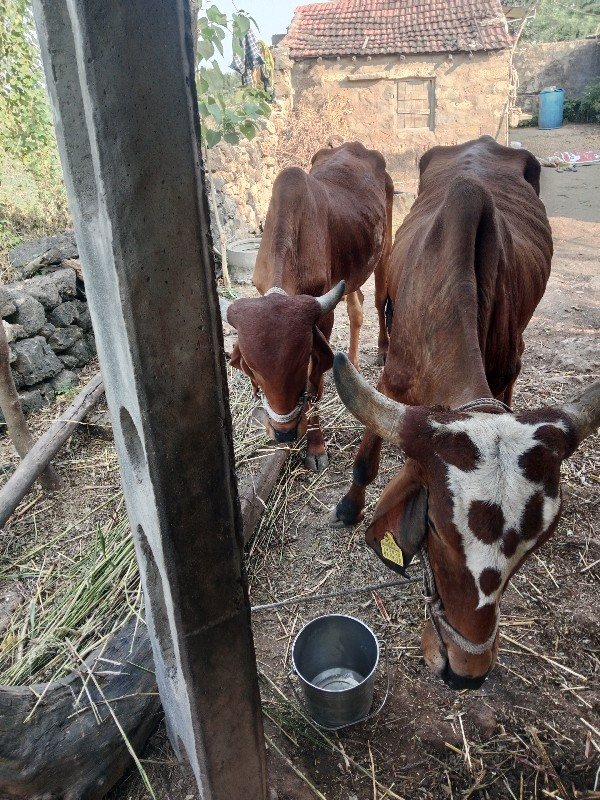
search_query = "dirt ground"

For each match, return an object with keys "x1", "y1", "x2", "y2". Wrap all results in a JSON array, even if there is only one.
[{"x1": 1, "y1": 125, "x2": 599, "y2": 799}]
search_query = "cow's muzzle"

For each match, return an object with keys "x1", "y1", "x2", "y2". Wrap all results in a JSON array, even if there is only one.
[
  {"x1": 422, "y1": 620, "x2": 498, "y2": 690},
  {"x1": 440, "y1": 662, "x2": 489, "y2": 691},
  {"x1": 251, "y1": 406, "x2": 305, "y2": 443}
]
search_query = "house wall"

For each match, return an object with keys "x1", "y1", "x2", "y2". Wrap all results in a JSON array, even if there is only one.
[
  {"x1": 277, "y1": 50, "x2": 511, "y2": 191},
  {"x1": 513, "y1": 39, "x2": 600, "y2": 114}
]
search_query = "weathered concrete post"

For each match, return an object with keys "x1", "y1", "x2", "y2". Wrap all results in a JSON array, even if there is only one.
[{"x1": 32, "y1": 1, "x2": 267, "y2": 797}]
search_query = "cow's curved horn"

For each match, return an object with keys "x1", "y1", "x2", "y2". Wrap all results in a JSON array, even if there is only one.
[
  {"x1": 317, "y1": 280, "x2": 346, "y2": 316},
  {"x1": 333, "y1": 352, "x2": 408, "y2": 448},
  {"x1": 561, "y1": 379, "x2": 600, "y2": 446}
]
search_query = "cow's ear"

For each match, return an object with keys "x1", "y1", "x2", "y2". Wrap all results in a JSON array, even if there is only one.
[
  {"x1": 230, "y1": 341, "x2": 243, "y2": 370},
  {"x1": 365, "y1": 463, "x2": 427, "y2": 574},
  {"x1": 226, "y1": 300, "x2": 239, "y2": 329},
  {"x1": 311, "y1": 326, "x2": 334, "y2": 373},
  {"x1": 560, "y1": 378, "x2": 600, "y2": 450},
  {"x1": 523, "y1": 152, "x2": 541, "y2": 196}
]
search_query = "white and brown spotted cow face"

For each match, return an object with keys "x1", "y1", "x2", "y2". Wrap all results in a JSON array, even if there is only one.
[{"x1": 333, "y1": 353, "x2": 600, "y2": 689}]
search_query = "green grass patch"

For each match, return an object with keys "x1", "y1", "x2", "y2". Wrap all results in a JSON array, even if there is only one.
[{"x1": 0, "y1": 152, "x2": 71, "y2": 283}]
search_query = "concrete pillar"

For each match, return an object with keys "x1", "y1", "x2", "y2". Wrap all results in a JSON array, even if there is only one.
[{"x1": 32, "y1": 1, "x2": 267, "y2": 797}]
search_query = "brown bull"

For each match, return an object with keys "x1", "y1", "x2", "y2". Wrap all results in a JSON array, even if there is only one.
[
  {"x1": 331, "y1": 136, "x2": 600, "y2": 689},
  {"x1": 225, "y1": 141, "x2": 394, "y2": 471}
]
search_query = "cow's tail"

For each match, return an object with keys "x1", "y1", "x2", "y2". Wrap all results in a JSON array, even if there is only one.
[{"x1": 384, "y1": 295, "x2": 393, "y2": 333}]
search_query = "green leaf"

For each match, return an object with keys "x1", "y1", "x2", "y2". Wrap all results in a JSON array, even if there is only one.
[
  {"x1": 197, "y1": 38, "x2": 214, "y2": 60},
  {"x1": 232, "y1": 14, "x2": 250, "y2": 39},
  {"x1": 242, "y1": 98, "x2": 261, "y2": 117},
  {"x1": 224, "y1": 109, "x2": 243, "y2": 125},
  {"x1": 206, "y1": 5, "x2": 228, "y2": 26},
  {"x1": 223, "y1": 130, "x2": 240, "y2": 145},
  {"x1": 202, "y1": 64, "x2": 224, "y2": 92},
  {"x1": 204, "y1": 128, "x2": 222, "y2": 148},
  {"x1": 239, "y1": 120, "x2": 257, "y2": 140},
  {"x1": 197, "y1": 75, "x2": 209, "y2": 95},
  {"x1": 206, "y1": 100, "x2": 223, "y2": 123},
  {"x1": 232, "y1": 37, "x2": 244, "y2": 59}
]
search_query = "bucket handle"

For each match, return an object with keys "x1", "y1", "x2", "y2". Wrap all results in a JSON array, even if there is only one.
[{"x1": 287, "y1": 639, "x2": 390, "y2": 731}]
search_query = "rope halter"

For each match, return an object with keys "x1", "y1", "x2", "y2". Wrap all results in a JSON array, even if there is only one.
[
  {"x1": 265, "y1": 286, "x2": 288, "y2": 297},
  {"x1": 457, "y1": 397, "x2": 513, "y2": 414},
  {"x1": 261, "y1": 391, "x2": 309, "y2": 425}
]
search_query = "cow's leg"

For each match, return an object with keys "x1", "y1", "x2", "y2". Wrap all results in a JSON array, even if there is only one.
[
  {"x1": 375, "y1": 264, "x2": 389, "y2": 365},
  {"x1": 329, "y1": 428, "x2": 384, "y2": 527},
  {"x1": 305, "y1": 314, "x2": 334, "y2": 473},
  {"x1": 305, "y1": 374, "x2": 328, "y2": 472},
  {"x1": 500, "y1": 337, "x2": 523, "y2": 407},
  {"x1": 501, "y1": 382, "x2": 515, "y2": 408},
  {"x1": 329, "y1": 372, "x2": 397, "y2": 527},
  {"x1": 346, "y1": 289, "x2": 364, "y2": 369},
  {"x1": 375, "y1": 174, "x2": 393, "y2": 366}
]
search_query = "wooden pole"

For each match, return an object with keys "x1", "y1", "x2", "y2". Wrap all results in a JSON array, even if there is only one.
[
  {"x1": 240, "y1": 447, "x2": 289, "y2": 544},
  {"x1": 0, "y1": 373, "x2": 104, "y2": 529},
  {"x1": 0, "y1": 616, "x2": 160, "y2": 800}
]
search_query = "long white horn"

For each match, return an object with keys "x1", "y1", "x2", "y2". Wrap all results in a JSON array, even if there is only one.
[
  {"x1": 333, "y1": 352, "x2": 409, "y2": 448},
  {"x1": 561, "y1": 379, "x2": 600, "y2": 446},
  {"x1": 316, "y1": 280, "x2": 346, "y2": 316}
]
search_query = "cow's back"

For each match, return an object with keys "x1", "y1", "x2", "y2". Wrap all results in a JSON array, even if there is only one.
[
  {"x1": 254, "y1": 142, "x2": 391, "y2": 296},
  {"x1": 387, "y1": 136, "x2": 552, "y2": 401}
]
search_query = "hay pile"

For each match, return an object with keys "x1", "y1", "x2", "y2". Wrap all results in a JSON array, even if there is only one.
[{"x1": 276, "y1": 94, "x2": 352, "y2": 171}]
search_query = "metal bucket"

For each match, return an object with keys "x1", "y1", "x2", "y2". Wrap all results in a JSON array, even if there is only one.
[{"x1": 291, "y1": 614, "x2": 385, "y2": 730}]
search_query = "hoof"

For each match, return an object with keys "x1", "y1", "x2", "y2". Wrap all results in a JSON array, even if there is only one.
[
  {"x1": 305, "y1": 451, "x2": 329, "y2": 472},
  {"x1": 327, "y1": 500, "x2": 364, "y2": 529},
  {"x1": 328, "y1": 509, "x2": 353, "y2": 529},
  {"x1": 375, "y1": 351, "x2": 387, "y2": 366}
]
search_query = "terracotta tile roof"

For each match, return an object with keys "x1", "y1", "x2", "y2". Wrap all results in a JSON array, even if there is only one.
[{"x1": 281, "y1": 0, "x2": 512, "y2": 58}]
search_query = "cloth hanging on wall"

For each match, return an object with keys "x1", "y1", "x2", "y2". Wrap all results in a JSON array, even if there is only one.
[{"x1": 231, "y1": 29, "x2": 264, "y2": 87}]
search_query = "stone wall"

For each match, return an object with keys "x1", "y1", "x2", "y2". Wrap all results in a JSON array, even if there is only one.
[
  {"x1": 205, "y1": 115, "x2": 280, "y2": 243},
  {"x1": 276, "y1": 49, "x2": 511, "y2": 192},
  {"x1": 513, "y1": 39, "x2": 600, "y2": 114},
  {"x1": 1, "y1": 234, "x2": 96, "y2": 421}
]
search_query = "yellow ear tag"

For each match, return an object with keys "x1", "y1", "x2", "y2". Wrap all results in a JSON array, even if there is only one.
[{"x1": 381, "y1": 531, "x2": 404, "y2": 567}]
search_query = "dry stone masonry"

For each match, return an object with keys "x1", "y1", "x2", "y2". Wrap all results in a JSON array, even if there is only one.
[
  {"x1": 206, "y1": 115, "x2": 280, "y2": 243},
  {"x1": 1, "y1": 232, "x2": 96, "y2": 421}
]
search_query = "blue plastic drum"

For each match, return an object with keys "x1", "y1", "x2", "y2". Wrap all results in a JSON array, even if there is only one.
[{"x1": 538, "y1": 88, "x2": 564, "y2": 130}]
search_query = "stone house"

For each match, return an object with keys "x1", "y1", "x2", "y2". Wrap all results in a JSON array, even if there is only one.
[{"x1": 275, "y1": 0, "x2": 513, "y2": 191}]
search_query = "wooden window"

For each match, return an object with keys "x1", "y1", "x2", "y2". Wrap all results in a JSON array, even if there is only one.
[{"x1": 396, "y1": 78, "x2": 435, "y2": 130}]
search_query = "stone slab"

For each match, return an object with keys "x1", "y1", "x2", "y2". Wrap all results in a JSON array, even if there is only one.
[
  {"x1": 8, "y1": 231, "x2": 78, "y2": 271},
  {"x1": 10, "y1": 336, "x2": 64, "y2": 388}
]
